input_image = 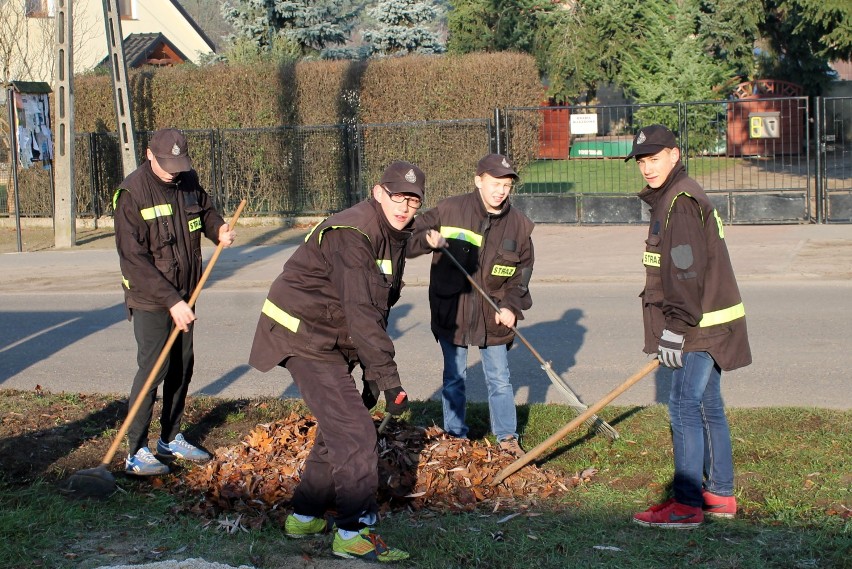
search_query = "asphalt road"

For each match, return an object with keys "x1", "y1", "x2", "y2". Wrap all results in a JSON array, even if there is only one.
[
  {"x1": 1, "y1": 223, "x2": 850, "y2": 409},
  {"x1": 1, "y1": 280, "x2": 849, "y2": 409}
]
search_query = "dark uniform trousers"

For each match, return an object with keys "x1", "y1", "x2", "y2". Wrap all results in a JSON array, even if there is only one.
[
  {"x1": 286, "y1": 356, "x2": 379, "y2": 531},
  {"x1": 127, "y1": 309, "x2": 194, "y2": 454}
]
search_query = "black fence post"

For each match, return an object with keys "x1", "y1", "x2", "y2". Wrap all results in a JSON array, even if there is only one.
[
  {"x1": 492, "y1": 107, "x2": 501, "y2": 155},
  {"x1": 814, "y1": 97, "x2": 823, "y2": 224},
  {"x1": 88, "y1": 132, "x2": 99, "y2": 226},
  {"x1": 345, "y1": 124, "x2": 359, "y2": 208}
]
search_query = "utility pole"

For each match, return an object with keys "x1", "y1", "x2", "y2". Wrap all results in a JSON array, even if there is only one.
[
  {"x1": 102, "y1": 0, "x2": 138, "y2": 177},
  {"x1": 54, "y1": 0, "x2": 75, "y2": 248}
]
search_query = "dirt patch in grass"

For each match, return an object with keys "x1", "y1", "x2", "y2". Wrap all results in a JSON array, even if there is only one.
[
  {"x1": 0, "y1": 389, "x2": 298, "y2": 486},
  {"x1": 0, "y1": 388, "x2": 593, "y2": 509}
]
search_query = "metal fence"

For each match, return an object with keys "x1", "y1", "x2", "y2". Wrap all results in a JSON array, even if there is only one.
[
  {"x1": 356, "y1": 119, "x2": 492, "y2": 204},
  {"x1": 2, "y1": 97, "x2": 850, "y2": 224},
  {"x1": 816, "y1": 97, "x2": 852, "y2": 223},
  {"x1": 504, "y1": 97, "x2": 815, "y2": 224}
]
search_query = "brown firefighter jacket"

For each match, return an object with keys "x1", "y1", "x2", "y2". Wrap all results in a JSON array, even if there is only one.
[
  {"x1": 408, "y1": 190, "x2": 535, "y2": 347},
  {"x1": 248, "y1": 199, "x2": 411, "y2": 391},
  {"x1": 639, "y1": 162, "x2": 751, "y2": 371},
  {"x1": 113, "y1": 161, "x2": 225, "y2": 317}
]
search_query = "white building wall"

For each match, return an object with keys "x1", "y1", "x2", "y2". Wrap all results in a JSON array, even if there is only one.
[{"x1": 3, "y1": 0, "x2": 213, "y2": 84}]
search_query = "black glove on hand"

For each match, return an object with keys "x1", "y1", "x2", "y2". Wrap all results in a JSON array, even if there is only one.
[
  {"x1": 362, "y1": 380, "x2": 379, "y2": 411},
  {"x1": 383, "y1": 386, "x2": 408, "y2": 416}
]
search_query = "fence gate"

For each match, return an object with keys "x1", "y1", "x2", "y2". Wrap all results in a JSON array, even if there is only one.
[
  {"x1": 683, "y1": 96, "x2": 810, "y2": 224},
  {"x1": 817, "y1": 97, "x2": 852, "y2": 223}
]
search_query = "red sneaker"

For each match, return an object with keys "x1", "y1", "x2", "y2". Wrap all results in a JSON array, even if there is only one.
[
  {"x1": 702, "y1": 490, "x2": 737, "y2": 518},
  {"x1": 633, "y1": 499, "x2": 703, "y2": 529}
]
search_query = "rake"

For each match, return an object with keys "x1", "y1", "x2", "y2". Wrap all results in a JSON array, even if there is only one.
[
  {"x1": 60, "y1": 199, "x2": 246, "y2": 499},
  {"x1": 440, "y1": 247, "x2": 619, "y2": 440}
]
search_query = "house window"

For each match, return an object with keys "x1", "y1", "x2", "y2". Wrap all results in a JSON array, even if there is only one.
[
  {"x1": 118, "y1": 0, "x2": 136, "y2": 19},
  {"x1": 25, "y1": 0, "x2": 55, "y2": 17}
]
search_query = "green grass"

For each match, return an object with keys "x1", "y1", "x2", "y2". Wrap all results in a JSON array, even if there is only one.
[
  {"x1": 686, "y1": 156, "x2": 743, "y2": 178},
  {"x1": 517, "y1": 157, "x2": 740, "y2": 195},
  {"x1": 518, "y1": 159, "x2": 645, "y2": 195},
  {"x1": 1, "y1": 396, "x2": 849, "y2": 569}
]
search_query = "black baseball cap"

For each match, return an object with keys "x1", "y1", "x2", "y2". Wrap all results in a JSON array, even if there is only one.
[
  {"x1": 624, "y1": 125, "x2": 678, "y2": 161},
  {"x1": 476, "y1": 153, "x2": 518, "y2": 179},
  {"x1": 380, "y1": 161, "x2": 425, "y2": 199},
  {"x1": 149, "y1": 128, "x2": 192, "y2": 173}
]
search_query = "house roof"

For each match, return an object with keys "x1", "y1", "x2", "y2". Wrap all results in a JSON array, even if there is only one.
[
  {"x1": 99, "y1": 33, "x2": 189, "y2": 68},
  {"x1": 168, "y1": 0, "x2": 217, "y2": 53},
  {"x1": 8, "y1": 81, "x2": 52, "y2": 94}
]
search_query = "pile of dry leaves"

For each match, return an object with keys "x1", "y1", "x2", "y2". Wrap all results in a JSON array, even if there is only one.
[{"x1": 165, "y1": 413, "x2": 596, "y2": 528}]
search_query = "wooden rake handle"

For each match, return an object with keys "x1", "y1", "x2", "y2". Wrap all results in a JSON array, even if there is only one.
[
  {"x1": 100, "y1": 199, "x2": 246, "y2": 467},
  {"x1": 491, "y1": 359, "x2": 660, "y2": 486}
]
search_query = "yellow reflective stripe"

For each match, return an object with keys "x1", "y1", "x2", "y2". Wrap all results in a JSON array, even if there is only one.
[
  {"x1": 440, "y1": 226, "x2": 483, "y2": 247},
  {"x1": 188, "y1": 217, "x2": 201, "y2": 232},
  {"x1": 140, "y1": 203, "x2": 173, "y2": 220},
  {"x1": 261, "y1": 299, "x2": 300, "y2": 333},
  {"x1": 313, "y1": 224, "x2": 388, "y2": 274},
  {"x1": 112, "y1": 188, "x2": 127, "y2": 210},
  {"x1": 643, "y1": 252, "x2": 661, "y2": 267},
  {"x1": 122, "y1": 276, "x2": 130, "y2": 290},
  {"x1": 713, "y1": 209, "x2": 725, "y2": 239},
  {"x1": 665, "y1": 192, "x2": 705, "y2": 229},
  {"x1": 304, "y1": 220, "x2": 324, "y2": 242},
  {"x1": 491, "y1": 264, "x2": 516, "y2": 277},
  {"x1": 377, "y1": 259, "x2": 392, "y2": 275},
  {"x1": 699, "y1": 302, "x2": 745, "y2": 328},
  {"x1": 317, "y1": 224, "x2": 370, "y2": 245}
]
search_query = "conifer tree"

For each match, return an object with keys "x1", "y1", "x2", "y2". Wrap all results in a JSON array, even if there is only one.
[
  {"x1": 222, "y1": 0, "x2": 357, "y2": 56},
  {"x1": 361, "y1": 0, "x2": 446, "y2": 56}
]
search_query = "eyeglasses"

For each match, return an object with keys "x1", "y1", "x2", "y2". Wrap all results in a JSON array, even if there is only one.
[{"x1": 383, "y1": 187, "x2": 422, "y2": 209}]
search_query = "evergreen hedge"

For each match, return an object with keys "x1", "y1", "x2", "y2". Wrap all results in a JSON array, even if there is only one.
[{"x1": 66, "y1": 53, "x2": 544, "y2": 212}]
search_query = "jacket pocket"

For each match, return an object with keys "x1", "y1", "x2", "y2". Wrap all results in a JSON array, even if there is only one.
[
  {"x1": 368, "y1": 272, "x2": 392, "y2": 309},
  {"x1": 154, "y1": 257, "x2": 177, "y2": 284},
  {"x1": 185, "y1": 204, "x2": 204, "y2": 254},
  {"x1": 642, "y1": 285, "x2": 666, "y2": 338},
  {"x1": 485, "y1": 251, "x2": 521, "y2": 290},
  {"x1": 430, "y1": 289, "x2": 460, "y2": 333},
  {"x1": 433, "y1": 264, "x2": 466, "y2": 298}
]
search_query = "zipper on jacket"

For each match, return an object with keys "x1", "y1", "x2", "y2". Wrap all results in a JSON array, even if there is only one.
[{"x1": 469, "y1": 216, "x2": 492, "y2": 345}]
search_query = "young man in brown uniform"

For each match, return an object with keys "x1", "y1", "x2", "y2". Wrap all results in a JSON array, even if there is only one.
[
  {"x1": 626, "y1": 125, "x2": 751, "y2": 529},
  {"x1": 114, "y1": 128, "x2": 235, "y2": 476},
  {"x1": 407, "y1": 153, "x2": 534, "y2": 458},
  {"x1": 248, "y1": 161, "x2": 425, "y2": 562}
]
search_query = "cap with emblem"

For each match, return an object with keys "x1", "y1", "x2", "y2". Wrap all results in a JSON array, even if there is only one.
[
  {"x1": 380, "y1": 161, "x2": 425, "y2": 199},
  {"x1": 476, "y1": 153, "x2": 518, "y2": 179},
  {"x1": 624, "y1": 124, "x2": 678, "y2": 161},
  {"x1": 149, "y1": 128, "x2": 192, "y2": 173}
]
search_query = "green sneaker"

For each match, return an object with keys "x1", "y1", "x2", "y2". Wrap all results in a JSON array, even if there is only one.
[
  {"x1": 332, "y1": 528, "x2": 410, "y2": 562},
  {"x1": 284, "y1": 514, "x2": 327, "y2": 538}
]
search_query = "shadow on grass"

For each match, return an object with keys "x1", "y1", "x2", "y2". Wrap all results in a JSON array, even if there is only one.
[{"x1": 0, "y1": 398, "x2": 126, "y2": 484}]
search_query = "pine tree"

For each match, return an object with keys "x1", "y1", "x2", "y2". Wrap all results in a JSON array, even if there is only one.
[
  {"x1": 620, "y1": 0, "x2": 736, "y2": 154},
  {"x1": 222, "y1": 0, "x2": 357, "y2": 56},
  {"x1": 361, "y1": 0, "x2": 446, "y2": 56},
  {"x1": 620, "y1": 0, "x2": 735, "y2": 106}
]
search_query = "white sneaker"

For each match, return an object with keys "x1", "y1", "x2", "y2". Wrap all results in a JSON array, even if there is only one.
[{"x1": 125, "y1": 447, "x2": 169, "y2": 475}]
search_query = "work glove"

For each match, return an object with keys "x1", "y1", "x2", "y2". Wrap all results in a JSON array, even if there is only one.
[
  {"x1": 658, "y1": 329, "x2": 685, "y2": 369},
  {"x1": 361, "y1": 380, "x2": 379, "y2": 411},
  {"x1": 383, "y1": 386, "x2": 409, "y2": 416}
]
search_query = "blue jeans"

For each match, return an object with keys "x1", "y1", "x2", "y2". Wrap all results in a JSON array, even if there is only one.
[
  {"x1": 669, "y1": 351, "x2": 735, "y2": 507},
  {"x1": 439, "y1": 337, "x2": 517, "y2": 441}
]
